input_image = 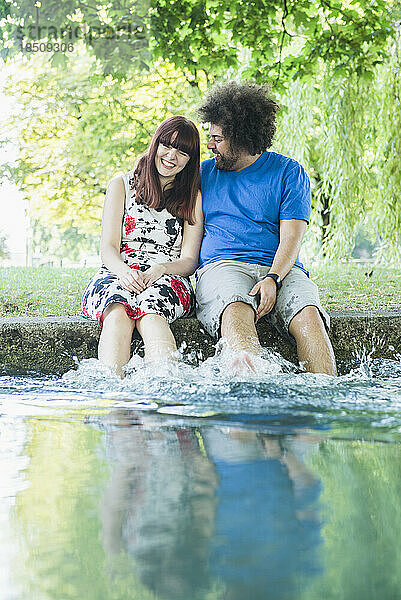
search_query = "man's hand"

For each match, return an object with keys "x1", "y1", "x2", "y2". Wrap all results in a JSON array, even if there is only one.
[
  {"x1": 115, "y1": 264, "x2": 146, "y2": 294},
  {"x1": 249, "y1": 277, "x2": 278, "y2": 318}
]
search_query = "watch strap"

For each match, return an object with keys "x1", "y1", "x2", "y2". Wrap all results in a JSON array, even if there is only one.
[{"x1": 265, "y1": 273, "x2": 282, "y2": 290}]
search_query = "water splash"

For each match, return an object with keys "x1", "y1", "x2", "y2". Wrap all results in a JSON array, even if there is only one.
[{"x1": 1, "y1": 340, "x2": 400, "y2": 436}]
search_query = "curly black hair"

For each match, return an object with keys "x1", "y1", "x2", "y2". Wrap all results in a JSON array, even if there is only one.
[{"x1": 198, "y1": 80, "x2": 280, "y2": 155}]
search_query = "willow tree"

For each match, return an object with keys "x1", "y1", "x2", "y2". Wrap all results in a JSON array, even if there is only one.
[
  {"x1": 274, "y1": 29, "x2": 401, "y2": 261},
  {"x1": 1, "y1": 0, "x2": 400, "y2": 259}
]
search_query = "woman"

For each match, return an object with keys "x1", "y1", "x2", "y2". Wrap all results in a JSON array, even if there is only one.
[{"x1": 82, "y1": 116, "x2": 203, "y2": 377}]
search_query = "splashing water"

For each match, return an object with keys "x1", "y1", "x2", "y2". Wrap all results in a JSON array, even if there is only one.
[
  {"x1": 0, "y1": 342, "x2": 399, "y2": 437},
  {"x1": 1, "y1": 345, "x2": 401, "y2": 600}
]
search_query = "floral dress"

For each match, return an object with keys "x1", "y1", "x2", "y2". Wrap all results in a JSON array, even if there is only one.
[{"x1": 82, "y1": 170, "x2": 194, "y2": 327}]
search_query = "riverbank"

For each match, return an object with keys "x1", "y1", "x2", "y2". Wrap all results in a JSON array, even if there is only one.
[{"x1": 1, "y1": 312, "x2": 400, "y2": 375}]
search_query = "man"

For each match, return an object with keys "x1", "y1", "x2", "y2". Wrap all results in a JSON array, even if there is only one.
[{"x1": 196, "y1": 81, "x2": 337, "y2": 375}]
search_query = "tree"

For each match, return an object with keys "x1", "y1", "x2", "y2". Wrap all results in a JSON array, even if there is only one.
[
  {"x1": 0, "y1": 231, "x2": 10, "y2": 259},
  {"x1": 0, "y1": 0, "x2": 396, "y2": 86},
  {"x1": 0, "y1": 0, "x2": 150, "y2": 75},
  {"x1": 0, "y1": 51, "x2": 205, "y2": 241},
  {"x1": 272, "y1": 28, "x2": 401, "y2": 260},
  {"x1": 1, "y1": 2, "x2": 401, "y2": 261},
  {"x1": 32, "y1": 220, "x2": 99, "y2": 263}
]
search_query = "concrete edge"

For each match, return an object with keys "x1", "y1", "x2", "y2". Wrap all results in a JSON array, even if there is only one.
[{"x1": 1, "y1": 312, "x2": 400, "y2": 375}]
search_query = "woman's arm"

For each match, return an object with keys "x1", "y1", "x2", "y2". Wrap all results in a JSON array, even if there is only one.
[
  {"x1": 101, "y1": 176, "x2": 146, "y2": 294},
  {"x1": 143, "y1": 191, "x2": 204, "y2": 286}
]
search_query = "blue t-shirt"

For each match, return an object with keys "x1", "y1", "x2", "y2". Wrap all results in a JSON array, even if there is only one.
[{"x1": 199, "y1": 151, "x2": 311, "y2": 273}]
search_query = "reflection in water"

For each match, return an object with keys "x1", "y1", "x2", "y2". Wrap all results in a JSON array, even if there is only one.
[
  {"x1": 303, "y1": 440, "x2": 401, "y2": 600},
  {"x1": 101, "y1": 416, "x2": 218, "y2": 599},
  {"x1": 2, "y1": 393, "x2": 401, "y2": 600},
  {"x1": 101, "y1": 414, "x2": 322, "y2": 599},
  {"x1": 10, "y1": 409, "x2": 322, "y2": 600},
  {"x1": 206, "y1": 430, "x2": 321, "y2": 600}
]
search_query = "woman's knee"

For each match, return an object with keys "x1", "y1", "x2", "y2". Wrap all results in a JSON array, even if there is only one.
[
  {"x1": 102, "y1": 303, "x2": 135, "y2": 330},
  {"x1": 136, "y1": 313, "x2": 176, "y2": 353},
  {"x1": 136, "y1": 313, "x2": 170, "y2": 337}
]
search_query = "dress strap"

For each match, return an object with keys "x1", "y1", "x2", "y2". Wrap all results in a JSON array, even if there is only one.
[{"x1": 121, "y1": 172, "x2": 130, "y2": 205}]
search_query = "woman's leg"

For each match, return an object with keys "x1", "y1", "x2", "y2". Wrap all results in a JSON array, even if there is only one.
[
  {"x1": 136, "y1": 313, "x2": 177, "y2": 362},
  {"x1": 98, "y1": 303, "x2": 136, "y2": 377}
]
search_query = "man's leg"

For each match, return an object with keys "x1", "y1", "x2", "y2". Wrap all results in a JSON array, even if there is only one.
[
  {"x1": 98, "y1": 303, "x2": 136, "y2": 378},
  {"x1": 288, "y1": 306, "x2": 337, "y2": 375},
  {"x1": 220, "y1": 301, "x2": 261, "y2": 354},
  {"x1": 195, "y1": 261, "x2": 262, "y2": 372},
  {"x1": 220, "y1": 301, "x2": 263, "y2": 373}
]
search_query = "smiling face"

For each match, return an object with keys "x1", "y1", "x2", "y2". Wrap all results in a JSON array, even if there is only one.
[
  {"x1": 155, "y1": 131, "x2": 190, "y2": 181},
  {"x1": 207, "y1": 123, "x2": 241, "y2": 171}
]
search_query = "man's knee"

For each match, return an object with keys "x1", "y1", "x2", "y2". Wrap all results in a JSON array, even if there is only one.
[
  {"x1": 289, "y1": 305, "x2": 325, "y2": 339},
  {"x1": 220, "y1": 301, "x2": 258, "y2": 342},
  {"x1": 221, "y1": 301, "x2": 255, "y2": 325}
]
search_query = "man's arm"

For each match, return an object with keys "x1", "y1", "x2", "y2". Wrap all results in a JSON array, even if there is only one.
[{"x1": 249, "y1": 219, "x2": 307, "y2": 318}]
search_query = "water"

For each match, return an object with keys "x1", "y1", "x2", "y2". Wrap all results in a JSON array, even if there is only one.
[{"x1": 1, "y1": 350, "x2": 401, "y2": 600}]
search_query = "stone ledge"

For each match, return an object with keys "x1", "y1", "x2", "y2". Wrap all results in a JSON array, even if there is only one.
[{"x1": 0, "y1": 312, "x2": 400, "y2": 375}]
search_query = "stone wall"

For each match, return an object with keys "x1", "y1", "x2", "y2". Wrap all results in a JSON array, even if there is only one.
[{"x1": 1, "y1": 312, "x2": 400, "y2": 375}]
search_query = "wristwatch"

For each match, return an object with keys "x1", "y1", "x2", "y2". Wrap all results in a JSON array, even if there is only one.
[{"x1": 264, "y1": 273, "x2": 282, "y2": 290}]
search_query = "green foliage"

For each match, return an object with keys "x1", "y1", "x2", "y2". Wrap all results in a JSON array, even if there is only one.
[
  {"x1": 0, "y1": 0, "x2": 396, "y2": 84},
  {"x1": 1, "y1": 3, "x2": 401, "y2": 261},
  {"x1": 274, "y1": 30, "x2": 401, "y2": 260},
  {"x1": 370, "y1": 25, "x2": 401, "y2": 257},
  {"x1": 151, "y1": 0, "x2": 395, "y2": 88},
  {"x1": 1, "y1": 51, "x2": 205, "y2": 237},
  {"x1": 0, "y1": 0, "x2": 150, "y2": 75},
  {"x1": 32, "y1": 220, "x2": 99, "y2": 262}
]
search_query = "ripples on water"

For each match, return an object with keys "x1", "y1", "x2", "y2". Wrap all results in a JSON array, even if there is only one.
[
  {"x1": 2, "y1": 347, "x2": 401, "y2": 435},
  {"x1": 1, "y1": 349, "x2": 401, "y2": 600}
]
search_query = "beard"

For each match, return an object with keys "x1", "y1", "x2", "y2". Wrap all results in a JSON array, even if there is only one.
[{"x1": 213, "y1": 149, "x2": 241, "y2": 171}]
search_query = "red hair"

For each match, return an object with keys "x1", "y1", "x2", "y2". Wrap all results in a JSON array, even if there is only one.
[{"x1": 134, "y1": 116, "x2": 200, "y2": 225}]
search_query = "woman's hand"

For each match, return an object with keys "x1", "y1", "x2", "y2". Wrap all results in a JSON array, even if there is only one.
[
  {"x1": 142, "y1": 264, "x2": 166, "y2": 287},
  {"x1": 115, "y1": 264, "x2": 147, "y2": 294}
]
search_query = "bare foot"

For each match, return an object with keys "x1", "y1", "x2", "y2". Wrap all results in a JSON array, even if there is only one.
[{"x1": 231, "y1": 351, "x2": 257, "y2": 376}]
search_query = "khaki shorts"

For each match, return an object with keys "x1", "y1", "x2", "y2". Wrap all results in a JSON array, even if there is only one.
[{"x1": 195, "y1": 260, "x2": 330, "y2": 342}]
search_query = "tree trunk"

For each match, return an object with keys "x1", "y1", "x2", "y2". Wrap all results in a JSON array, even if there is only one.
[{"x1": 321, "y1": 192, "x2": 330, "y2": 253}]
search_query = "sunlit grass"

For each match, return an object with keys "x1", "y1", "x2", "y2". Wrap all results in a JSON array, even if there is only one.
[
  {"x1": 0, "y1": 263, "x2": 400, "y2": 317},
  {"x1": 311, "y1": 262, "x2": 401, "y2": 311},
  {"x1": 0, "y1": 267, "x2": 96, "y2": 317}
]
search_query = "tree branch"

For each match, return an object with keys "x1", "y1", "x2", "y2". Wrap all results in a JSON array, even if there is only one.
[{"x1": 275, "y1": 0, "x2": 291, "y2": 85}]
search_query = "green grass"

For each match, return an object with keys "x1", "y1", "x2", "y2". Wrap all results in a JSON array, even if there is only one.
[
  {"x1": 311, "y1": 262, "x2": 401, "y2": 311},
  {"x1": 0, "y1": 267, "x2": 97, "y2": 317},
  {"x1": 0, "y1": 263, "x2": 400, "y2": 317}
]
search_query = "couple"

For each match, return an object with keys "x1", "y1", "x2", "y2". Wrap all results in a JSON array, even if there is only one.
[{"x1": 82, "y1": 81, "x2": 337, "y2": 378}]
